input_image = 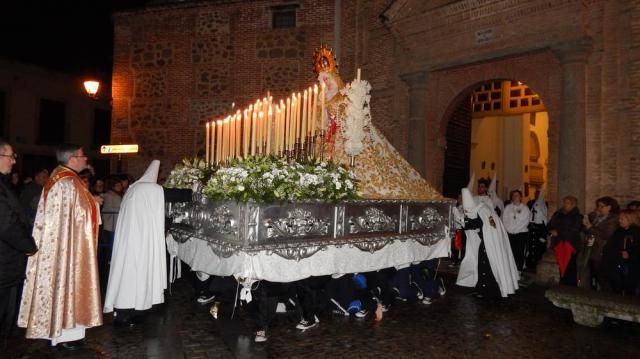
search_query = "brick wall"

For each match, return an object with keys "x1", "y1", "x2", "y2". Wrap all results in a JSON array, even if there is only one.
[
  {"x1": 112, "y1": 0, "x2": 334, "y2": 178},
  {"x1": 112, "y1": 0, "x2": 640, "y2": 208}
]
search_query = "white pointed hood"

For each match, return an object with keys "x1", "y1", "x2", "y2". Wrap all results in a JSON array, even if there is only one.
[
  {"x1": 487, "y1": 172, "x2": 504, "y2": 213},
  {"x1": 467, "y1": 172, "x2": 476, "y2": 195},
  {"x1": 137, "y1": 160, "x2": 160, "y2": 184},
  {"x1": 462, "y1": 187, "x2": 479, "y2": 218},
  {"x1": 532, "y1": 186, "x2": 547, "y2": 224}
]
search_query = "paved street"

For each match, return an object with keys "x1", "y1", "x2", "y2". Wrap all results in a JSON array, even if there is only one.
[{"x1": 7, "y1": 271, "x2": 640, "y2": 358}]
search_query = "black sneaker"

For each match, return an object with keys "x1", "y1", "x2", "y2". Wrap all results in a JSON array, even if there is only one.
[{"x1": 58, "y1": 340, "x2": 84, "y2": 351}]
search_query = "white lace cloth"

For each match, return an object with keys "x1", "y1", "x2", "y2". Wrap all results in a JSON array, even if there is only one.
[{"x1": 166, "y1": 234, "x2": 450, "y2": 283}]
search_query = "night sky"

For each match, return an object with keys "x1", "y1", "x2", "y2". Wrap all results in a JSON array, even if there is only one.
[{"x1": 0, "y1": 0, "x2": 147, "y2": 80}]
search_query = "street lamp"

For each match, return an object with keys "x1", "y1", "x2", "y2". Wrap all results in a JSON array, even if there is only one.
[{"x1": 83, "y1": 80, "x2": 100, "y2": 99}]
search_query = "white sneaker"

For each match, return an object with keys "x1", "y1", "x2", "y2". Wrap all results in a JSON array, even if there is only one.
[
  {"x1": 254, "y1": 330, "x2": 267, "y2": 343},
  {"x1": 382, "y1": 304, "x2": 391, "y2": 313},
  {"x1": 355, "y1": 310, "x2": 368, "y2": 318},
  {"x1": 295, "y1": 319, "x2": 318, "y2": 331},
  {"x1": 196, "y1": 294, "x2": 216, "y2": 305},
  {"x1": 421, "y1": 297, "x2": 433, "y2": 305},
  {"x1": 438, "y1": 278, "x2": 447, "y2": 296}
]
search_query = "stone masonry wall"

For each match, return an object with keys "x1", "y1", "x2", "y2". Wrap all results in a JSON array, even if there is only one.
[
  {"x1": 112, "y1": 0, "x2": 640, "y2": 208},
  {"x1": 112, "y1": 0, "x2": 334, "y2": 179}
]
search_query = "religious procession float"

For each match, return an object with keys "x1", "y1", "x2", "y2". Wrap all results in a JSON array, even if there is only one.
[{"x1": 164, "y1": 48, "x2": 454, "y2": 282}]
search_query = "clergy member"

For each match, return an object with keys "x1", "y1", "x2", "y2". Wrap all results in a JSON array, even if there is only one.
[
  {"x1": 104, "y1": 160, "x2": 167, "y2": 326},
  {"x1": 18, "y1": 144, "x2": 103, "y2": 349},
  {"x1": 456, "y1": 187, "x2": 519, "y2": 300}
]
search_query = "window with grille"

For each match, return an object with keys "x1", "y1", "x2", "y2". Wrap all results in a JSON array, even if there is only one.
[
  {"x1": 272, "y1": 5, "x2": 298, "y2": 28},
  {"x1": 471, "y1": 80, "x2": 545, "y2": 117}
]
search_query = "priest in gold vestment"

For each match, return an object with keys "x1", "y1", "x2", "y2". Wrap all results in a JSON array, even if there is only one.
[{"x1": 18, "y1": 144, "x2": 103, "y2": 348}]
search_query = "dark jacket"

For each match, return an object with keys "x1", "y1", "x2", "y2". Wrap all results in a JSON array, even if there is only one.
[
  {"x1": 601, "y1": 225, "x2": 640, "y2": 283},
  {"x1": 585, "y1": 212, "x2": 619, "y2": 261},
  {"x1": 548, "y1": 207, "x2": 584, "y2": 249},
  {"x1": 0, "y1": 175, "x2": 37, "y2": 288}
]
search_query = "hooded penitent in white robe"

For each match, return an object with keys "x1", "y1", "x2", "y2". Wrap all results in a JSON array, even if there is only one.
[
  {"x1": 104, "y1": 160, "x2": 167, "y2": 312},
  {"x1": 487, "y1": 173, "x2": 504, "y2": 214},
  {"x1": 531, "y1": 187, "x2": 548, "y2": 225},
  {"x1": 456, "y1": 188, "x2": 519, "y2": 297}
]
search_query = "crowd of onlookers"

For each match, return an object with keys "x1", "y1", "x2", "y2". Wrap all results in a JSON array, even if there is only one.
[{"x1": 451, "y1": 177, "x2": 640, "y2": 297}]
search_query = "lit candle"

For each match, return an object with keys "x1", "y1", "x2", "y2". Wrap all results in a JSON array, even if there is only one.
[
  {"x1": 229, "y1": 115, "x2": 235, "y2": 159},
  {"x1": 223, "y1": 117, "x2": 230, "y2": 162},
  {"x1": 205, "y1": 122, "x2": 210, "y2": 164},
  {"x1": 286, "y1": 97, "x2": 292, "y2": 151},
  {"x1": 244, "y1": 106, "x2": 252, "y2": 157},
  {"x1": 311, "y1": 84, "x2": 318, "y2": 137},
  {"x1": 236, "y1": 110, "x2": 242, "y2": 158},
  {"x1": 251, "y1": 110, "x2": 257, "y2": 155},
  {"x1": 258, "y1": 111, "x2": 264, "y2": 155},
  {"x1": 301, "y1": 90, "x2": 308, "y2": 143},
  {"x1": 291, "y1": 97, "x2": 297, "y2": 147},
  {"x1": 216, "y1": 120, "x2": 223, "y2": 164},
  {"x1": 357, "y1": 67, "x2": 361, "y2": 81},
  {"x1": 266, "y1": 106, "x2": 272, "y2": 154}
]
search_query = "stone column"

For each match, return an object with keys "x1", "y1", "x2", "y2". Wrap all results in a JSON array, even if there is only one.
[
  {"x1": 400, "y1": 71, "x2": 428, "y2": 176},
  {"x1": 552, "y1": 38, "x2": 592, "y2": 208}
]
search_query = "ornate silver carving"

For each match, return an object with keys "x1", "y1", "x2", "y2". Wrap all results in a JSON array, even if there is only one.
[
  {"x1": 165, "y1": 196, "x2": 454, "y2": 260},
  {"x1": 334, "y1": 205, "x2": 345, "y2": 238},
  {"x1": 264, "y1": 208, "x2": 330, "y2": 238},
  {"x1": 244, "y1": 204, "x2": 260, "y2": 243},
  {"x1": 348, "y1": 207, "x2": 397, "y2": 234},
  {"x1": 409, "y1": 207, "x2": 444, "y2": 231},
  {"x1": 203, "y1": 206, "x2": 238, "y2": 235},
  {"x1": 271, "y1": 245, "x2": 326, "y2": 261},
  {"x1": 351, "y1": 239, "x2": 392, "y2": 253},
  {"x1": 207, "y1": 240, "x2": 241, "y2": 258}
]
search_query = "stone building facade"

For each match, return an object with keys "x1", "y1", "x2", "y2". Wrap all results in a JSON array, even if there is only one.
[
  {"x1": 0, "y1": 58, "x2": 112, "y2": 177},
  {"x1": 112, "y1": 0, "x2": 640, "y2": 209}
]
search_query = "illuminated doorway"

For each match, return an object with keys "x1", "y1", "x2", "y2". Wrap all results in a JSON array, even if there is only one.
[{"x1": 442, "y1": 80, "x2": 548, "y2": 202}]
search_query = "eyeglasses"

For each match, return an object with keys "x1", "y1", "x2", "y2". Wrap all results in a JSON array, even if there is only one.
[
  {"x1": 71, "y1": 155, "x2": 88, "y2": 159},
  {"x1": 0, "y1": 153, "x2": 17, "y2": 159}
]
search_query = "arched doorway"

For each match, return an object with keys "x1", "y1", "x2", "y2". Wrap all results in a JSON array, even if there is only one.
[{"x1": 442, "y1": 79, "x2": 549, "y2": 203}]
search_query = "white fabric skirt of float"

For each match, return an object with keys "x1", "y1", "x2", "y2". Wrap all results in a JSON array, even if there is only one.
[{"x1": 167, "y1": 233, "x2": 450, "y2": 283}]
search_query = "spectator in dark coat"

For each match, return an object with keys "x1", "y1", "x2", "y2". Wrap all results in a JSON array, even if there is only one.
[
  {"x1": 0, "y1": 138, "x2": 37, "y2": 344},
  {"x1": 548, "y1": 196, "x2": 584, "y2": 286},
  {"x1": 583, "y1": 196, "x2": 620, "y2": 290},
  {"x1": 602, "y1": 210, "x2": 640, "y2": 296},
  {"x1": 18, "y1": 168, "x2": 49, "y2": 227}
]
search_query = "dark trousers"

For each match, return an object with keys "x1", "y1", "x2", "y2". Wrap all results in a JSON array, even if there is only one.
[
  {"x1": 296, "y1": 276, "x2": 330, "y2": 322},
  {"x1": 99, "y1": 230, "x2": 115, "y2": 297},
  {"x1": 560, "y1": 254, "x2": 578, "y2": 286},
  {"x1": 364, "y1": 268, "x2": 396, "y2": 306},
  {"x1": 253, "y1": 282, "x2": 293, "y2": 330},
  {"x1": 508, "y1": 232, "x2": 528, "y2": 271},
  {"x1": 0, "y1": 285, "x2": 18, "y2": 340},
  {"x1": 207, "y1": 276, "x2": 239, "y2": 303},
  {"x1": 412, "y1": 259, "x2": 441, "y2": 299},
  {"x1": 526, "y1": 224, "x2": 547, "y2": 271},
  {"x1": 327, "y1": 275, "x2": 377, "y2": 314}
]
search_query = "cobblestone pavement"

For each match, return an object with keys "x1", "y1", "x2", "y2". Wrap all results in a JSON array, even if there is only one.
[{"x1": 6, "y1": 271, "x2": 640, "y2": 358}]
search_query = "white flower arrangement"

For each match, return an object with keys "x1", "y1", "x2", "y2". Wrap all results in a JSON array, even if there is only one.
[
  {"x1": 164, "y1": 158, "x2": 211, "y2": 189},
  {"x1": 202, "y1": 156, "x2": 359, "y2": 203},
  {"x1": 340, "y1": 79, "x2": 372, "y2": 156}
]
